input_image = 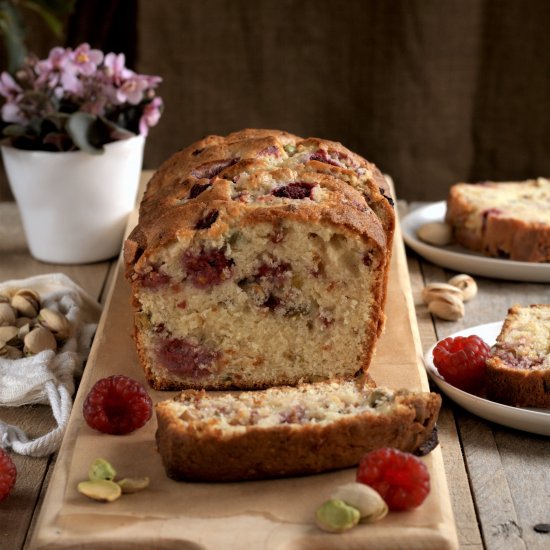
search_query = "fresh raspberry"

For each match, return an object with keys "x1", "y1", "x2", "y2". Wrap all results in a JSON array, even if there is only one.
[
  {"x1": 432, "y1": 335, "x2": 491, "y2": 392},
  {"x1": 83, "y1": 375, "x2": 153, "y2": 435},
  {"x1": 356, "y1": 448, "x2": 430, "y2": 511},
  {"x1": 0, "y1": 448, "x2": 17, "y2": 502}
]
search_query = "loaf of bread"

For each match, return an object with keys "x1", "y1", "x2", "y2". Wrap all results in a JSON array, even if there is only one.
[
  {"x1": 486, "y1": 304, "x2": 550, "y2": 408},
  {"x1": 124, "y1": 129, "x2": 395, "y2": 390},
  {"x1": 445, "y1": 177, "x2": 550, "y2": 262},
  {"x1": 155, "y1": 379, "x2": 442, "y2": 481}
]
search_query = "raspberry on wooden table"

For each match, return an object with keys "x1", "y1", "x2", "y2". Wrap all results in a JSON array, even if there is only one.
[
  {"x1": 83, "y1": 375, "x2": 153, "y2": 435},
  {"x1": 432, "y1": 335, "x2": 491, "y2": 392},
  {"x1": 0, "y1": 448, "x2": 17, "y2": 502},
  {"x1": 356, "y1": 448, "x2": 430, "y2": 511}
]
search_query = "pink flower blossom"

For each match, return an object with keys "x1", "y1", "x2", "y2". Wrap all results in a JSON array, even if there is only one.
[
  {"x1": 1, "y1": 101, "x2": 26, "y2": 124},
  {"x1": 139, "y1": 97, "x2": 163, "y2": 135},
  {"x1": 68, "y1": 43, "x2": 104, "y2": 76},
  {"x1": 103, "y1": 52, "x2": 133, "y2": 85},
  {"x1": 116, "y1": 75, "x2": 151, "y2": 105},
  {"x1": 0, "y1": 72, "x2": 22, "y2": 100}
]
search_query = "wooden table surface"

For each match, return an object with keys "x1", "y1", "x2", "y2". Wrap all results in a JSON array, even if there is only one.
[{"x1": 0, "y1": 196, "x2": 548, "y2": 550}]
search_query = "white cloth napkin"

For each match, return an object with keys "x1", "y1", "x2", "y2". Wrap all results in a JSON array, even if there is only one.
[{"x1": 0, "y1": 273, "x2": 102, "y2": 457}]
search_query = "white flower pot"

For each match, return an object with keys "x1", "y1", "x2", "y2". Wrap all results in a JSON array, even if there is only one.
[{"x1": 1, "y1": 135, "x2": 145, "y2": 264}]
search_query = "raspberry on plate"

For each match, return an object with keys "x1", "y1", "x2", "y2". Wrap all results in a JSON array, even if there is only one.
[
  {"x1": 356, "y1": 447, "x2": 430, "y2": 511},
  {"x1": 432, "y1": 335, "x2": 491, "y2": 392},
  {"x1": 83, "y1": 375, "x2": 153, "y2": 435},
  {"x1": 0, "y1": 448, "x2": 17, "y2": 502}
]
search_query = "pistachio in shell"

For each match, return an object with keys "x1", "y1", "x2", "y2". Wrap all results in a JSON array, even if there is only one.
[
  {"x1": 38, "y1": 308, "x2": 71, "y2": 340},
  {"x1": 0, "y1": 325, "x2": 19, "y2": 346},
  {"x1": 77, "y1": 480, "x2": 122, "y2": 502},
  {"x1": 11, "y1": 289, "x2": 41, "y2": 318},
  {"x1": 0, "y1": 302, "x2": 17, "y2": 326},
  {"x1": 0, "y1": 344, "x2": 24, "y2": 359},
  {"x1": 23, "y1": 326, "x2": 57, "y2": 354}
]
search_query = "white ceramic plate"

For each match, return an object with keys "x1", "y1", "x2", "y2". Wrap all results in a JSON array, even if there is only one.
[
  {"x1": 401, "y1": 201, "x2": 550, "y2": 282},
  {"x1": 424, "y1": 322, "x2": 550, "y2": 436}
]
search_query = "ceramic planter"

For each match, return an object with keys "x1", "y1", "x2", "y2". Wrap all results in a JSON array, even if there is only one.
[{"x1": 1, "y1": 134, "x2": 145, "y2": 264}]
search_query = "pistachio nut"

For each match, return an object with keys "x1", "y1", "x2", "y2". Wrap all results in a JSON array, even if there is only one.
[
  {"x1": 331, "y1": 482, "x2": 388, "y2": 523},
  {"x1": 89, "y1": 458, "x2": 117, "y2": 482},
  {"x1": 11, "y1": 289, "x2": 40, "y2": 318},
  {"x1": 117, "y1": 476, "x2": 150, "y2": 494},
  {"x1": 0, "y1": 292, "x2": 10, "y2": 304},
  {"x1": 315, "y1": 499, "x2": 361, "y2": 533},
  {"x1": 416, "y1": 221, "x2": 452, "y2": 246},
  {"x1": 15, "y1": 316, "x2": 34, "y2": 328},
  {"x1": 0, "y1": 302, "x2": 17, "y2": 326},
  {"x1": 421, "y1": 283, "x2": 463, "y2": 305},
  {"x1": 0, "y1": 325, "x2": 19, "y2": 345},
  {"x1": 17, "y1": 322, "x2": 31, "y2": 341},
  {"x1": 447, "y1": 274, "x2": 478, "y2": 302},
  {"x1": 77, "y1": 480, "x2": 122, "y2": 503},
  {"x1": 38, "y1": 308, "x2": 71, "y2": 340},
  {"x1": 428, "y1": 294, "x2": 465, "y2": 321},
  {"x1": 23, "y1": 326, "x2": 57, "y2": 354},
  {"x1": 0, "y1": 344, "x2": 24, "y2": 359}
]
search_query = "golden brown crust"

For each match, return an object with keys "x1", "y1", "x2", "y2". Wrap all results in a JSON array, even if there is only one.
[
  {"x1": 486, "y1": 304, "x2": 550, "y2": 408},
  {"x1": 155, "y1": 385, "x2": 441, "y2": 481},
  {"x1": 445, "y1": 179, "x2": 550, "y2": 262}
]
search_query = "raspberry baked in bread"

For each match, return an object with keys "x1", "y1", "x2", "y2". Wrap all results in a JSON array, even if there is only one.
[
  {"x1": 155, "y1": 379, "x2": 442, "y2": 481},
  {"x1": 486, "y1": 304, "x2": 550, "y2": 408},
  {"x1": 124, "y1": 129, "x2": 395, "y2": 390},
  {"x1": 445, "y1": 177, "x2": 550, "y2": 262}
]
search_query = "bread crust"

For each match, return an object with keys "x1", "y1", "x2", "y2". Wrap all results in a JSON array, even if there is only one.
[
  {"x1": 486, "y1": 304, "x2": 550, "y2": 408},
  {"x1": 445, "y1": 178, "x2": 550, "y2": 262},
  {"x1": 124, "y1": 129, "x2": 395, "y2": 391},
  {"x1": 155, "y1": 385, "x2": 442, "y2": 481}
]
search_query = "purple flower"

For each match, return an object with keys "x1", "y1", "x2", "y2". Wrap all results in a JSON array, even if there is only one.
[
  {"x1": 116, "y1": 74, "x2": 151, "y2": 105},
  {"x1": 139, "y1": 97, "x2": 163, "y2": 135},
  {"x1": 103, "y1": 52, "x2": 132, "y2": 85}
]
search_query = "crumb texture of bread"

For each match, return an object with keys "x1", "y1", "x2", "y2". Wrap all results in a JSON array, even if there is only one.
[
  {"x1": 124, "y1": 129, "x2": 395, "y2": 390},
  {"x1": 155, "y1": 380, "x2": 442, "y2": 481},
  {"x1": 445, "y1": 178, "x2": 550, "y2": 262},
  {"x1": 486, "y1": 304, "x2": 550, "y2": 408}
]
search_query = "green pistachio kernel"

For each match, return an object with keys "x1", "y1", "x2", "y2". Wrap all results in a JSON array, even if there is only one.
[
  {"x1": 315, "y1": 499, "x2": 361, "y2": 533},
  {"x1": 88, "y1": 458, "x2": 117, "y2": 481}
]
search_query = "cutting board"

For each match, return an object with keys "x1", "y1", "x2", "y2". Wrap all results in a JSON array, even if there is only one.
[{"x1": 29, "y1": 210, "x2": 459, "y2": 550}]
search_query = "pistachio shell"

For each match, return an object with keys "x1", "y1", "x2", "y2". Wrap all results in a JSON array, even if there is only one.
[
  {"x1": 11, "y1": 289, "x2": 40, "y2": 318},
  {"x1": 331, "y1": 483, "x2": 388, "y2": 522},
  {"x1": 38, "y1": 308, "x2": 71, "y2": 340},
  {"x1": 421, "y1": 282, "x2": 463, "y2": 305},
  {"x1": 117, "y1": 477, "x2": 150, "y2": 494},
  {"x1": 0, "y1": 302, "x2": 17, "y2": 326},
  {"x1": 447, "y1": 274, "x2": 478, "y2": 302},
  {"x1": 23, "y1": 326, "x2": 57, "y2": 354},
  {"x1": 0, "y1": 325, "x2": 19, "y2": 345},
  {"x1": 77, "y1": 480, "x2": 122, "y2": 502},
  {"x1": 416, "y1": 221, "x2": 452, "y2": 246},
  {"x1": 428, "y1": 294, "x2": 465, "y2": 321},
  {"x1": 0, "y1": 344, "x2": 24, "y2": 359}
]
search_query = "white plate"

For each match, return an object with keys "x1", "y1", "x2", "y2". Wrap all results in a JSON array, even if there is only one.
[
  {"x1": 424, "y1": 322, "x2": 550, "y2": 436},
  {"x1": 401, "y1": 201, "x2": 550, "y2": 282}
]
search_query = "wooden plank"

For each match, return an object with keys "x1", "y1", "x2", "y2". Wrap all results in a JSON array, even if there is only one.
[{"x1": 28, "y1": 216, "x2": 459, "y2": 549}]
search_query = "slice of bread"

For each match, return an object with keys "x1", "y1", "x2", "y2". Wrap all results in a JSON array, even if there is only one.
[
  {"x1": 445, "y1": 178, "x2": 550, "y2": 262},
  {"x1": 486, "y1": 304, "x2": 550, "y2": 408},
  {"x1": 155, "y1": 379, "x2": 441, "y2": 481}
]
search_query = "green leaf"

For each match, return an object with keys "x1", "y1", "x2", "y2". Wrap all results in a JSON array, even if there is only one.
[
  {"x1": 66, "y1": 112, "x2": 104, "y2": 155},
  {"x1": 0, "y1": 1, "x2": 27, "y2": 71},
  {"x1": 21, "y1": 0, "x2": 75, "y2": 37}
]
